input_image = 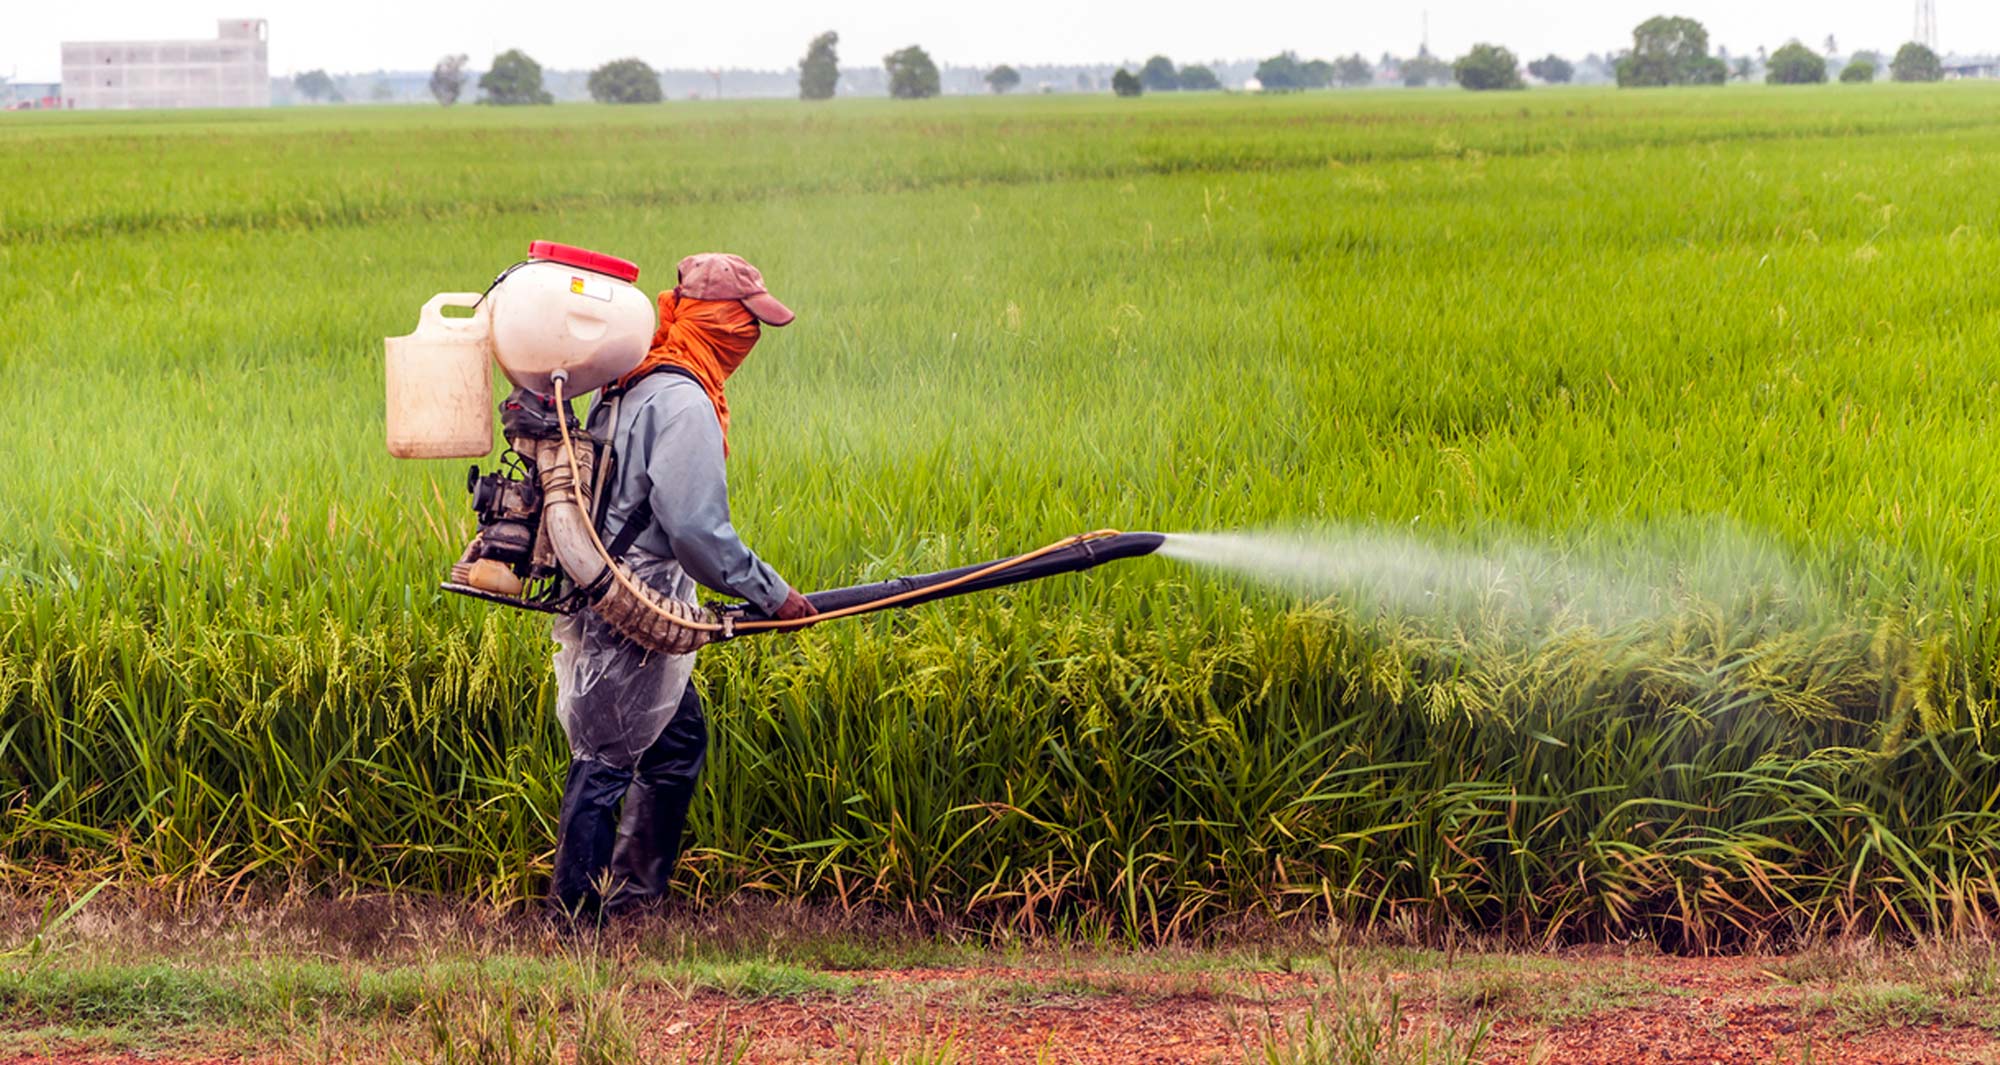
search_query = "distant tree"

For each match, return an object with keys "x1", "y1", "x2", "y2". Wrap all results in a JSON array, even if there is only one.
[
  {"x1": 1454, "y1": 44, "x2": 1525, "y2": 91},
  {"x1": 1766, "y1": 41, "x2": 1828, "y2": 84},
  {"x1": 1840, "y1": 57, "x2": 1877, "y2": 83},
  {"x1": 294, "y1": 69, "x2": 340, "y2": 103},
  {"x1": 1616, "y1": 16, "x2": 1728, "y2": 86},
  {"x1": 588, "y1": 58, "x2": 662, "y2": 103},
  {"x1": 1140, "y1": 55, "x2": 1179, "y2": 91},
  {"x1": 1824, "y1": 35, "x2": 1838, "y2": 57},
  {"x1": 429, "y1": 54, "x2": 468, "y2": 105},
  {"x1": 1299, "y1": 58, "x2": 1335, "y2": 88},
  {"x1": 1732, "y1": 56, "x2": 1756, "y2": 81},
  {"x1": 371, "y1": 80, "x2": 395, "y2": 102},
  {"x1": 1526, "y1": 54, "x2": 1574, "y2": 83},
  {"x1": 884, "y1": 45, "x2": 941, "y2": 99},
  {"x1": 1401, "y1": 53, "x2": 1453, "y2": 87},
  {"x1": 1891, "y1": 42, "x2": 1944, "y2": 82},
  {"x1": 1255, "y1": 51, "x2": 1306, "y2": 90},
  {"x1": 985, "y1": 64, "x2": 1021, "y2": 94},
  {"x1": 480, "y1": 49, "x2": 553, "y2": 105},
  {"x1": 1335, "y1": 54, "x2": 1374, "y2": 87},
  {"x1": 1075, "y1": 71, "x2": 1095, "y2": 92},
  {"x1": 799, "y1": 31, "x2": 840, "y2": 100},
  {"x1": 1111, "y1": 68, "x2": 1143, "y2": 97},
  {"x1": 1178, "y1": 64, "x2": 1221, "y2": 91}
]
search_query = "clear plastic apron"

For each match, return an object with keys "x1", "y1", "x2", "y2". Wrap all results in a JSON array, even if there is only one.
[{"x1": 551, "y1": 548, "x2": 699, "y2": 768}]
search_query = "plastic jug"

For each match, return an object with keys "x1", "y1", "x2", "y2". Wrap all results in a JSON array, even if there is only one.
[{"x1": 385, "y1": 293, "x2": 494, "y2": 459}]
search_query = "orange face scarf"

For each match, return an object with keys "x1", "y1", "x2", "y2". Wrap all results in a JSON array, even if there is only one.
[{"x1": 616, "y1": 291, "x2": 761, "y2": 452}]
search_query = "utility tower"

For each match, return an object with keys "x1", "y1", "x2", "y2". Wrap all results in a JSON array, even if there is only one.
[{"x1": 1915, "y1": 0, "x2": 1939, "y2": 51}]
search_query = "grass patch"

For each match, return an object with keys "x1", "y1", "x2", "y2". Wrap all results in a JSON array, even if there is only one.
[
  {"x1": 1247, "y1": 985, "x2": 1490, "y2": 1065},
  {"x1": 646, "y1": 958, "x2": 862, "y2": 1000}
]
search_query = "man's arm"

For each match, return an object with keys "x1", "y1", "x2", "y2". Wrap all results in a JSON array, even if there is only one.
[{"x1": 642, "y1": 396, "x2": 794, "y2": 616}]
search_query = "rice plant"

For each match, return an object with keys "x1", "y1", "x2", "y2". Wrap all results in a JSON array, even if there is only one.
[{"x1": 6, "y1": 87, "x2": 2000, "y2": 942}]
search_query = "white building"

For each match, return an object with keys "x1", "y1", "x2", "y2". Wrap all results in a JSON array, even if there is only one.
[{"x1": 61, "y1": 19, "x2": 269, "y2": 110}]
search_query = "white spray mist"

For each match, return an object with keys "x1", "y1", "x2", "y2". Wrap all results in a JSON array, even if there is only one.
[{"x1": 1158, "y1": 524, "x2": 1826, "y2": 640}]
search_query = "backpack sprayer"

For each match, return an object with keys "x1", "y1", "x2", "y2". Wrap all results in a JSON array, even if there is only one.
[{"x1": 385, "y1": 241, "x2": 1162, "y2": 654}]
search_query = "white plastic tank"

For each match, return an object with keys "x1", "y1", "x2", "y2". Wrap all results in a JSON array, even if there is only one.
[
  {"x1": 385, "y1": 292, "x2": 494, "y2": 459},
  {"x1": 487, "y1": 242, "x2": 654, "y2": 396}
]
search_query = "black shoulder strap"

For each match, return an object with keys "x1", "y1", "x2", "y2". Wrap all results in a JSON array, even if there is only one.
[
  {"x1": 599, "y1": 364, "x2": 705, "y2": 560},
  {"x1": 606, "y1": 502, "x2": 654, "y2": 560}
]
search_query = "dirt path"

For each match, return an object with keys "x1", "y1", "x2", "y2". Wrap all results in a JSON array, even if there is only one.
[
  {"x1": 616, "y1": 956, "x2": 2000, "y2": 1064},
  {"x1": 11, "y1": 954, "x2": 2000, "y2": 1064}
]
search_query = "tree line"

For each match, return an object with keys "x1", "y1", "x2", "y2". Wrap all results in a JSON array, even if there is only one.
[
  {"x1": 289, "y1": 21, "x2": 1957, "y2": 107},
  {"x1": 1611, "y1": 17, "x2": 1945, "y2": 88}
]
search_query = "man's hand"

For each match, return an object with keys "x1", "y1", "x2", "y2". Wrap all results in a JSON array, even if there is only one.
[{"x1": 774, "y1": 588, "x2": 818, "y2": 623}]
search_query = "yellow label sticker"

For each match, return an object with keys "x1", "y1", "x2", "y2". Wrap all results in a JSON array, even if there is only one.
[{"x1": 567, "y1": 275, "x2": 614, "y2": 302}]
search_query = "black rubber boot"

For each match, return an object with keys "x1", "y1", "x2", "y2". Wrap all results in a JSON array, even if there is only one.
[
  {"x1": 607, "y1": 682, "x2": 710, "y2": 911},
  {"x1": 548, "y1": 757, "x2": 634, "y2": 920}
]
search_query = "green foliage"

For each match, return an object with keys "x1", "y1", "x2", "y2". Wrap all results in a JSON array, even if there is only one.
[
  {"x1": 480, "y1": 50, "x2": 553, "y2": 105},
  {"x1": 1616, "y1": 16, "x2": 1728, "y2": 87},
  {"x1": 1140, "y1": 55, "x2": 1179, "y2": 92},
  {"x1": 1256, "y1": 52, "x2": 1307, "y2": 91},
  {"x1": 1891, "y1": 42, "x2": 1943, "y2": 83},
  {"x1": 1400, "y1": 53, "x2": 1453, "y2": 87},
  {"x1": 1335, "y1": 55, "x2": 1375, "y2": 87},
  {"x1": 1840, "y1": 58, "x2": 1877, "y2": 84},
  {"x1": 985, "y1": 65, "x2": 1021, "y2": 95},
  {"x1": 1111, "y1": 68, "x2": 1142, "y2": 97},
  {"x1": 1178, "y1": 65, "x2": 1222, "y2": 91},
  {"x1": 293, "y1": 69, "x2": 340, "y2": 103},
  {"x1": 430, "y1": 56, "x2": 468, "y2": 107},
  {"x1": 799, "y1": 32, "x2": 840, "y2": 101},
  {"x1": 9, "y1": 94, "x2": 2000, "y2": 941},
  {"x1": 1453, "y1": 44, "x2": 1525, "y2": 91},
  {"x1": 1300, "y1": 59, "x2": 1335, "y2": 89},
  {"x1": 587, "y1": 59, "x2": 662, "y2": 105},
  {"x1": 884, "y1": 45, "x2": 941, "y2": 100},
  {"x1": 1526, "y1": 55, "x2": 1573, "y2": 84},
  {"x1": 1766, "y1": 42, "x2": 1829, "y2": 85}
]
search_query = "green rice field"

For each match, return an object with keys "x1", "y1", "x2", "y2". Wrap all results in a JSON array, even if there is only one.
[{"x1": 7, "y1": 87, "x2": 2000, "y2": 946}]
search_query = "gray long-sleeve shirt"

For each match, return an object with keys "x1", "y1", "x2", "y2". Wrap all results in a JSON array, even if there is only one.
[{"x1": 585, "y1": 371, "x2": 790, "y2": 615}]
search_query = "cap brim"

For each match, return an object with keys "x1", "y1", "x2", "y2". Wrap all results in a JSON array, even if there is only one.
[{"x1": 742, "y1": 291, "x2": 795, "y2": 327}]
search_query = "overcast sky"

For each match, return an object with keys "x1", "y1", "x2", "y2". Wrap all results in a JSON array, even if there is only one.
[{"x1": 7, "y1": 1, "x2": 1995, "y2": 82}]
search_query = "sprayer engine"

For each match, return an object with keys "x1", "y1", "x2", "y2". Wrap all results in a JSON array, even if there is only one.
[{"x1": 446, "y1": 390, "x2": 604, "y2": 613}]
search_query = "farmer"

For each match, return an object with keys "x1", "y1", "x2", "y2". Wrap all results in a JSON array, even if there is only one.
[{"x1": 547, "y1": 252, "x2": 816, "y2": 919}]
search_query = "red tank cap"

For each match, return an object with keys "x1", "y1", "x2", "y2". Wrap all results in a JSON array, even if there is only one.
[{"x1": 527, "y1": 240, "x2": 640, "y2": 283}]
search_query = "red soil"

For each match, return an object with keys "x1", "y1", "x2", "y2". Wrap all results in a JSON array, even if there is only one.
[{"x1": 9, "y1": 955, "x2": 1996, "y2": 1064}]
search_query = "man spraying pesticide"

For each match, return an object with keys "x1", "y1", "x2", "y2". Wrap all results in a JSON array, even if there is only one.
[{"x1": 385, "y1": 242, "x2": 1163, "y2": 918}]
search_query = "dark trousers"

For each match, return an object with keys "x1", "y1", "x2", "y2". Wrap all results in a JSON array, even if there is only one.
[{"x1": 548, "y1": 681, "x2": 708, "y2": 918}]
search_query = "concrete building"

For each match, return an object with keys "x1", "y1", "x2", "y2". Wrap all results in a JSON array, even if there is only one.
[
  {"x1": 1944, "y1": 55, "x2": 2000, "y2": 80},
  {"x1": 61, "y1": 18, "x2": 269, "y2": 110}
]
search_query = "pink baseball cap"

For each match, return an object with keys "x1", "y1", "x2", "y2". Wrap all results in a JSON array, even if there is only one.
[{"x1": 675, "y1": 253, "x2": 795, "y2": 327}]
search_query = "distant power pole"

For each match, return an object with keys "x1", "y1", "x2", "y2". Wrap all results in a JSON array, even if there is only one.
[
  {"x1": 708, "y1": 68, "x2": 722, "y2": 99},
  {"x1": 1916, "y1": 0, "x2": 1939, "y2": 50},
  {"x1": 1421, "y1": 10, "x2": 1431, "y2": 56}
]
